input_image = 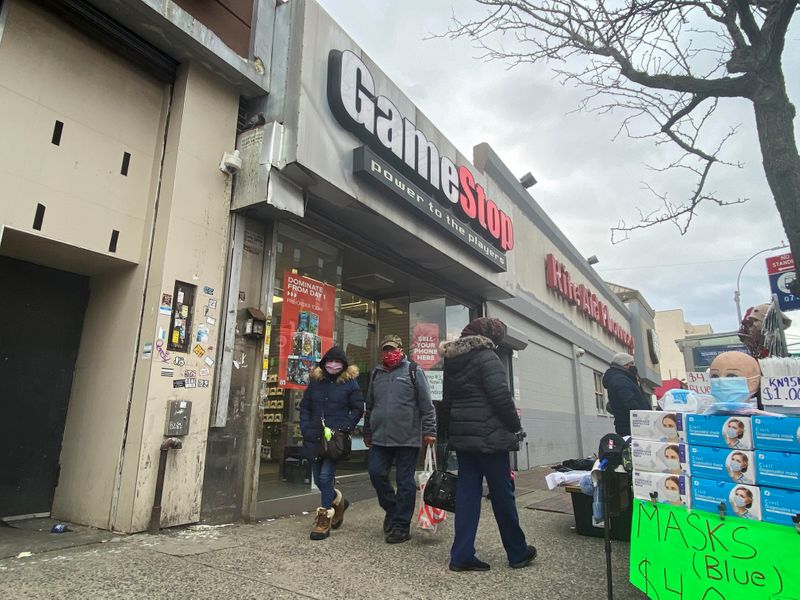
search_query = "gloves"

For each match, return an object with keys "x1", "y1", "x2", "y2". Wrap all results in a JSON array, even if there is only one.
[{"x1": 514, "y1": 429, "x2": 527, "y2": 442}]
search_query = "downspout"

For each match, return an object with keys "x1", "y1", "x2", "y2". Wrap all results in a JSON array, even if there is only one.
[
  {"x1": 148, "y1": 437, "x2": 183, "y2": 534},
  {"x1": 571, "y1": 344, "x2": 585, "y2": 457}
]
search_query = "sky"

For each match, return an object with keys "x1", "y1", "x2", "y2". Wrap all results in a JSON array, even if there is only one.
[{"x1": 315, "y1": 0, "x2": 799, "y2": 349}]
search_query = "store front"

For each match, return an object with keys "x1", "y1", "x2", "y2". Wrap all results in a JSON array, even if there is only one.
[
  {"x1": 202, "y1": 211, "x2": 478, "y2": 518},
  {"x1": 200, "y1": 0, "x2": 635, "y2": 523}
]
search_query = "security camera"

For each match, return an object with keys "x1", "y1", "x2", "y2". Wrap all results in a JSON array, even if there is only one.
[
  {"x1": 219, "y1": 150, "x2": 242, "y2": 175},
  {"x1": 575, "y1": 347, "x2": 586, "y2": 357}
]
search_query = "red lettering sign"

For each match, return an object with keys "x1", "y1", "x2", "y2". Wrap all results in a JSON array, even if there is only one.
[{"x1": 544, "y1": 253, "x2": 634, "y2": 351}]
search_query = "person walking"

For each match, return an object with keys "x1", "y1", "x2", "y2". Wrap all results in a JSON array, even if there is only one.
[
  {"x1": 440, "y1": 317, "x2": 535, "y2": 572},
  {"x1": 602, "y1": 352, "x2": 651, "y2": 437},
  {"x1": 364, "y1": 334, "x2": 436, "y2": 544},
  {"x1": 299, "y1": 346, "x2": 364, "y2": 540}
]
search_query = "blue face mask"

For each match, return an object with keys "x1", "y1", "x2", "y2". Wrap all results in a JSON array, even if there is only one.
[{"x1": 710, "y1": 377, "x2": 751, "y2": 403}]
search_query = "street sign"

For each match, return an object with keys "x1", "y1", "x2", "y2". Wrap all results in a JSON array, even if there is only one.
[{"x1": 765, "y1": 252, "x2": 800, "y2": 311}]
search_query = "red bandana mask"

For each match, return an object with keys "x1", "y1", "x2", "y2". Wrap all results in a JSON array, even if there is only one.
[{"x1": 382, "y1": 349, "x2": 403, "y2": 370}]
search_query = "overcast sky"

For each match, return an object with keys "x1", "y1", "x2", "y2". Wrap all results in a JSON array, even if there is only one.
[{"x1": 316, "y1": 0, "x2": 799, "y2": 348}]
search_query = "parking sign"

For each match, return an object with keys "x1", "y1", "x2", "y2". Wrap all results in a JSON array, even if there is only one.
[{"x1": 766, "y1": 253, "x2": 800, "y2": 311}]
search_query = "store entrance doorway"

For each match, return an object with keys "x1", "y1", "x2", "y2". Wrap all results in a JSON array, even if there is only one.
[{"x1": 0, "y1": 257, "x2": 89, "y2": 518}]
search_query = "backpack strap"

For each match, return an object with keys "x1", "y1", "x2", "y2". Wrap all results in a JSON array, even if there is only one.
[{"x1": 409, "y1": 360, "x2": 418, "y2": 402}]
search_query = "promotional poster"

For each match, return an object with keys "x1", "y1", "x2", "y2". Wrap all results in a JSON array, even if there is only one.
[{"x1": 278, "y1": 272, "x2": 335, "y2": 390}]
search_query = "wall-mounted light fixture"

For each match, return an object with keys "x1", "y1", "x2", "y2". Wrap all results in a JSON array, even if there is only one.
[{"x1": 519, "y1": 172, "x2": 537, "y2": 189}]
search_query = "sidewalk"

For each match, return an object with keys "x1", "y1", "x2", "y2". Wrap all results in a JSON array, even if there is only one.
[{"x1": 0, "y1": 469, "x2": 645, "y2": 599}]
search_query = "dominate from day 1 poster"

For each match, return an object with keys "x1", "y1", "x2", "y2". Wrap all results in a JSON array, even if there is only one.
[{"x1": 278, "y1": 272, "x2": 335, "y2": 390}]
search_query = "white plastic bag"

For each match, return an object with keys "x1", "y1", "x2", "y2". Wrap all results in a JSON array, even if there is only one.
[{"x1": 416, "y1": 445, "x2": 447, "y2": 533}]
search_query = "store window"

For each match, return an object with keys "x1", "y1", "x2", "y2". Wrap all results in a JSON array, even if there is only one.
[
  {"x1": 258, "y1": 226, "x2": 342, "y2": 501},
  {"x1": 594, "y1": 371, "x2": 609, "y2": 416},
  {"x1": 256, "y1": 223, "x2": 476, "y2": 502}
]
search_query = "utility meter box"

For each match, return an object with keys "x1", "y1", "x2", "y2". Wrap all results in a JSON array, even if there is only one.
[{"x1": 166, "y1": 400, "x2": 192, "y2": 436}]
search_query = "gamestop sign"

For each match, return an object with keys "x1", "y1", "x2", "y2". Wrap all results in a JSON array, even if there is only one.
[
  {"x1": 545, "y1": 253, "x2": 634, "y2": 350},
  {"x1": 327, "y1": 49, "x2": 513, "y2": 270}
]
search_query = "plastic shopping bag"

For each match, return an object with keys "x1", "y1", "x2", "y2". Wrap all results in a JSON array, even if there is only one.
[{"x1": 416, "y1": 445, "x2": 447, "y2": 533}]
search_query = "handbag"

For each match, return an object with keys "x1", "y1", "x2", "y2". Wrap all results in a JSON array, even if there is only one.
[
  {"x1": 318, "y1": 406, "x2": 352, "y2": 461},
  {"x1": 423, "y1": 444, "x2": 457, "y2": 513},
  {"x1": 417, "y1": 446, "x2": 447, "y2": 532}
]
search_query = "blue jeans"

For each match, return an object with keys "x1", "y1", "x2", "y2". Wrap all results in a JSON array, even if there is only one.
[
  {"x1": 368, "y1": 445, "x2": 419, "y2": 532},
  {"x1": 312, "y1": 456, "x2": 336, "y2": 508},
  {"x1": 451, "y1": 451, "x2": 529, "y2": 566}
]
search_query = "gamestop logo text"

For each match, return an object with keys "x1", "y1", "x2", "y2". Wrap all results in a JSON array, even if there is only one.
[{"x1": 327, "y1": 49, "x2": 514, "y2": 251}]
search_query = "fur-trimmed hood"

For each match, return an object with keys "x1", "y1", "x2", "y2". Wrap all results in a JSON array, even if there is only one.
[
  {"x1": 311, "y1": 364, "x2": 359, "y2": 383},
  {"x1": 439, "y1": 335, "x2": 495, "y2": 359}
]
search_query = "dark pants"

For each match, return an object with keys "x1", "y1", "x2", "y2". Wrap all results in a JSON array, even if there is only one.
[
  {"x1": 451, "y1": 451, "x2": 529, "y2": 566},
  {"x1": 367, "y1": 445, "x2": 419, "y2": 532}
]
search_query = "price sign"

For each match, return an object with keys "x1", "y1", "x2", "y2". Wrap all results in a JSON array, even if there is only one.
[
  {"x1": 761, "y1": 375, "x2": 800, "y2": 407},
  {"x1": 685, "y1": 371, "x2": 710, "y2": 394},
  {"x1": 630, "y1": 500, "x2": 800, "y2": 599}
]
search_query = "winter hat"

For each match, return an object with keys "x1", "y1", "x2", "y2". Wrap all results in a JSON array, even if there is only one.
[
  {"x1": 319, "y1": 346, "x2": 348, "y2": 370},
  {"x1": 611, "y1": 352, "x2": 635, "y2": 367},
  {"x1": 461, "y1": 317, "x2": 507, "y2": 345}
]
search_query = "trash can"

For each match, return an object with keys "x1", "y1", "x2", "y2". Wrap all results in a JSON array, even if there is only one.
[{"x1": 565, "y1": 473, "x2": 633, "y2": 542}]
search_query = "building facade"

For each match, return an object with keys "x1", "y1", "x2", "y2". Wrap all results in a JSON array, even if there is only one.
[
  {"x1": 654, "y1": 309, "x2": 714, "y2": 380},
  {"x1": 1, "y1": 0, "x2": 640, "y2": 531},
  {"x1": 0, "y1": 0, "x2": 271, "y2": 531}
]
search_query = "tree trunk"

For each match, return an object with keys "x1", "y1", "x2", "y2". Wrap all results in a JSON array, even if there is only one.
[{"x1": 752, "y1": 69, "x2": 800, "y2": 284}]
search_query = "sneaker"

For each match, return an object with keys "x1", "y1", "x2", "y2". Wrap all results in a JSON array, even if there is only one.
[
  {"x1": 449, "y1": 559, "x2": 490, "y2": 572},
  {"x1": 509, "y1": 545, "x2": 537, "y2": 569},
  {"x1": 383, "y1": 512, "x2": 393, "y2": 534},
  {"x1": 385, "y1": 528, "x2": 411, "y2": 544},
  {"x1": 331, "y1": 489, "x2": 349, "y2": 530},
  {"x1": 310, "y1": 507, "x2": 334, "y2": 541}
]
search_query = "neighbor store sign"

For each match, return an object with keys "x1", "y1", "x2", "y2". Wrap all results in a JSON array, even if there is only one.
[
  {"x1": 545, "y1": 253, "x2": 634, "y2": 350},
  {"x1": 327, "y1": 49, "x2": 513, "y2": 271}
]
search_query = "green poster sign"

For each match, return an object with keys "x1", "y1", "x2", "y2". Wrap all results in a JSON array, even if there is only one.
[{"x1": 630, "y1": 499, "x2": 800, "y2": 599}]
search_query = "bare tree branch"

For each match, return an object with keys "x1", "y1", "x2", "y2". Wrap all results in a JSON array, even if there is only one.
[{"x1": 444, "y1": 0, "x2": 799, "y2": 270}]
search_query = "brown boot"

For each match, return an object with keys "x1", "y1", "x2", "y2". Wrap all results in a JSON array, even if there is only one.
[
  {"x1": 331, "y1": 489, "x2": 350, "y2": 530},
  {"x1": 310, "y1": 507, "x2": 334, "y2": 540}
]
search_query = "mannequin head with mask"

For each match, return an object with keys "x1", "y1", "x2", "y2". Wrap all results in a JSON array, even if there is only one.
[{"x1": 708, "y1": 351, "x2": 761, "y2": 405}]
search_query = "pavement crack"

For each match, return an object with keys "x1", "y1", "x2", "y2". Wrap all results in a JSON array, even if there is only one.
[{"x1": 181, "y1": 555, "x2": 325, "y2": 600}]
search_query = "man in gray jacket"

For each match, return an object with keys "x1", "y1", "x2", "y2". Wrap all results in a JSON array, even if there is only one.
[{"x1": 364, "y1": 334, "x2": 436, "y2": 543}]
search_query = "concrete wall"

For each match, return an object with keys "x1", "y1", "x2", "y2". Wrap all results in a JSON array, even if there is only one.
[
  {"x1": 113, "y1": 62, "x2": 239, "y2": 533},
  {"x1": 0, "y1": 1, "x2": 239, "y2": 531},
  {"x1": 0, "y1": 1, "x2": 170, "y2": 528}
]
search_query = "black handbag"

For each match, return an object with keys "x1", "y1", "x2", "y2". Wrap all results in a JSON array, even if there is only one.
[
  {"x1": 318, "y1": 427, "x2": 352, "y2": 461},
  {"x1": 423, "y1": 445, "x2": 457, "y2": 513},
  {"x1": 318, "y1": 404, "x2": 352, "y2": 461}
]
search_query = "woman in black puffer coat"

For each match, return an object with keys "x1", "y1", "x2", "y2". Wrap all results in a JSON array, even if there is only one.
[
  {"x1": 440, "y1": 317, "x2": 536, "y2": 572},
  {"x1": 299, "y1": 346, "x2": 363, "y2": 541}
]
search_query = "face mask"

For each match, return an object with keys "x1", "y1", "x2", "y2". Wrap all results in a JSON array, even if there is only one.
[
  {"x1": 733, "y1": 495, "x2": 747, "y2": 508},
  {"x1": 730, "y1": 460, "x2": 743, "y2": 473},
  {"x1": 664, "y1": 458, "x2": 680, "y2": 471},
  {"x1": 726, "y1": 427, "x2": 739, "y2": 439},
  {"x1": 382, "y1": 349, "x2": 403, "y2": 369},
  {"x1": 325, "y1": 360, "x2": 344, "y2": 375},
  {"x1": 628, "y1": 365, "x2": 638, "y2": 377},
  {"x1": 662, "y1": 425, "x2": 677, "y2": 436},
  {"x1": 663, "y1": 489, "x2": 681, "y2": 503},
  {"x1": 710, "y1": 377, "x2": 752, "y2": 403}
]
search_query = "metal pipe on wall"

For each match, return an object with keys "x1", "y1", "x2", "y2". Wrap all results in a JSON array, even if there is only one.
[{"x1": 148, "y1": 437, "x2": 183, "y2": 535}]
